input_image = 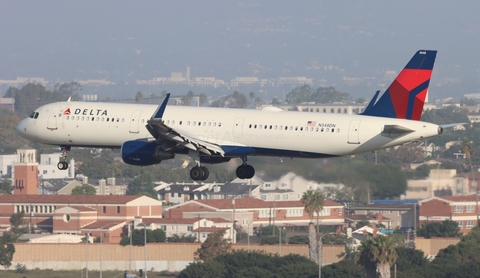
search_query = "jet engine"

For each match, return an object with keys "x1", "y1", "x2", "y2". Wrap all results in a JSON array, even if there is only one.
[{"x1": 121, "y1": 140, "x2": 174, "y2": 166}]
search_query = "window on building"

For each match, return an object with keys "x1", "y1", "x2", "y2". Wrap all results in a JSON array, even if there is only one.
[
  {"x1": 458, "y1": 221, "x2": 463, "y2": 229},
  {"x1": 275, "y1": 194, "x2": 280, "y2": 200},
  {"x1": 338, "y1": 208, "x2": 343, "y2": 215},
  {"x1": 161, "y1": 225, "x2": 166, "y2": 231},
  {"x1": 264, "y1": 183, "x2": 271, "y2": 188},
  {"x1": 117, "y1": 206, "x2": 120, "y2": 213},
  {"x1": 103, "y1": 206, "x2": 106, "y2": 213},
  {"x1": 466, "y1": 205, "x2": 474, "y2": 213},
  {"x1": 466, "y1": 221, "x2": 475, "y2": 229},
  {"x1": 261, "y1": 194, "x2": 266, "y2": 200},
  {"x1": 187, "y1": 226, "x2": 193, "y2": 231},
  {"x1": 283, "y1": 194, "x2": 288, "y2": 200},
  {"x1": 454, "y1": 205, "x2": 463, "y2": 213}
]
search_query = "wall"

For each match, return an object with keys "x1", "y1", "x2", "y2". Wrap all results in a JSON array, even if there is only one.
[
  {"x1": 9, "y1": 243, "x2": 345, "y2": 272},
  {"x1": 415, "y1": 237, "x2": 461, "y2": 258}
]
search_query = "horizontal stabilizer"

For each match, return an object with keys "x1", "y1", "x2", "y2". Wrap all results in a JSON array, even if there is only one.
[
  {"x1": 440, "y1": 123, "x2": 467, "y2": 129},
  {"x1": 381, "y1": 125, "x2": 415, "y2": 138}
]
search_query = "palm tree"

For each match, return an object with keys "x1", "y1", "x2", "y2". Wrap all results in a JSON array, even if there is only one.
[
  {"x1": 462, "y1": 137, "x2": 478, "y2": 225},
  {"x1": 357, "y1": 235, "x2": 398, "y2": 278},
  {"x1": 301, "y1": 190, "x2": 325, "y2": 263}
]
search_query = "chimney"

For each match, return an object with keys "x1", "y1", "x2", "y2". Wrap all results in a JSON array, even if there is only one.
[
  {"x1": 377, "y1": 213, "x2": 383, "y2": 224},
  {"x1": 372, "y1": 222, "x2": 376, "y2": 229},
  {"x1": 363, "y1": 230, "x2": 367, "y2": 236}
]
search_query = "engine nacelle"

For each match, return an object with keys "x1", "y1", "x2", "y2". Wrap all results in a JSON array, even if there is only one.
[{"x1": 121, "y1": 140, "x2": 174, "y2": 166}]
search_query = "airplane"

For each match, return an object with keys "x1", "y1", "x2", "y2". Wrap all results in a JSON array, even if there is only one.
[{"x1": 16, "y1": 50, "x2": 454, "y2": 181}]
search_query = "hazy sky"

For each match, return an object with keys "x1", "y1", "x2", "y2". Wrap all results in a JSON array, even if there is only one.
[{"x1": 2, "y1": 1, "x2": 480, "y2": 96}]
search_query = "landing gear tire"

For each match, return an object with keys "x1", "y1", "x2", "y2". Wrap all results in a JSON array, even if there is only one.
[
  {"x1": 57, "y1": 161, "x2": 68, "y2": 170},
  {"x1": 190, "y1": 166, "x2": 209, "y2": 181},
  {"x1": 236, "y1": 164, "x2": 255, "y2": 179}
]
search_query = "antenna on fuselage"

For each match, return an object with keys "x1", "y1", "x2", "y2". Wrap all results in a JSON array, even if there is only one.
[{"x1": 67, "y1": 96, "x2": 71, "y2": 102}]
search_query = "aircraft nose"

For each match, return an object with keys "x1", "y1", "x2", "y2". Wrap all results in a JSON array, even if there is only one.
[{"x1": 16, "y1": 118, "x2": 31, "y2": 139}]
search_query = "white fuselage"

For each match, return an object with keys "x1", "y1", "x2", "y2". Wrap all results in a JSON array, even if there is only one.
[{"x1": 16, "y1": 101, "x2": 441, "y2": 158}]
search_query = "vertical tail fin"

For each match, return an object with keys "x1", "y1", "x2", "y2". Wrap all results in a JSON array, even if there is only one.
[{"x1": 361, "y1": 50, "x2": 437, "y2": 120}]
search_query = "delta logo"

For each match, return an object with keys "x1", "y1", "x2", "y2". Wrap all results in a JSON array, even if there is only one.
[{"x1": 63, "y1": 108, "x2": 108, "y2": 116}]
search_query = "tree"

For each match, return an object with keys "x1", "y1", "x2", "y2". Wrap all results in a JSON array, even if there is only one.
[
  {"x1": 391, "y1": 145, "x2": 425, "y2": 169},
  {"x1": 271, "y1": 97, "x2": 281, "y2": 105},
  {"x1": 193, "y1": 230, "x2": 231, "y2": 262},
  {"x1": 0, "y1": 240, "x2": 15, "y2": 269},
  {"x1": 301, "y1": 190, "x2": 325, "y2": 263},
  {"x1": 120, "y1": 228, "x2": 166, "y2": 246},
  {"x1": 181, "y1": 91, "x2": 194, "y2": 106},
  {"x1": 167, "y1": 234, "x2": 196, "y2": 242},
  {"x1": 127, "y1": 173, "x2": 156, "y2": 196},
  {"x1": 180, "y1": 250, "x2": 318, "y2": 278},
  {"x1": 135, "y1": 91, "x2": 143, "y2": 103},
  {"x1": 71, "y1": 184, "x2": 96, "y2": 195},
  {"x1": 357, "y1": 235, "x2": 398, "y2": 278},
  {"x1": 0, "y1": 179, "x2": 12, "y2": 194},
  {"x1": 53, "y1": 81, "x2": 82, "y2": 100},
  {"x1": 416, "y1": 220, "x2": 462, "y2": 238},
  {"x1": 198, "y1": 93, "x2": 207, "y2": 106},
  {"x1": 288, "y1": 235, "x2": 309, "y2": 244},
  {"x1": 2, "y1": 212, "x2": 28, "y2": 243},
  {"x1": 321, "y1": 259, "x2": 364, "y2": 278}
]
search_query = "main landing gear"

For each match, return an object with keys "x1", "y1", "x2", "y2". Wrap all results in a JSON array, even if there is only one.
[
  {"x1": 189, "y1": 150, "x2": 210, "y2": 181},
  {"x1": 57, "y1": 146, "x2": 70, "y2": 170},
  {"x1": 235, "y1": 156, "x2": 255, "y2": 179},
  {"x1": 190, "y1": 166, "x2": 209, "y2": 181}
]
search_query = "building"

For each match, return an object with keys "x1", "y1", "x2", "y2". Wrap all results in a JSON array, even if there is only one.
[
  {"x1": 0, "y1": 195, "x2": 163, "y2": 243},
  {"x1": 140, "y1": 217, "x2": 234, "y2": 243},
  {"x1": 419, "y1": 195, "x2": 480, "y2": 234},
  {"x1": 164, "y1": 198, "x2": 345, "y2": 237},
  {"x1": 405, "y1": 169, "x2": 469, "y2": 199},
  {"x1": 351, "y1": 204, "x2": 418, "y2": 230},
  {"x1": 13, "y1": 147, "x2": 39, "y2": 195}
]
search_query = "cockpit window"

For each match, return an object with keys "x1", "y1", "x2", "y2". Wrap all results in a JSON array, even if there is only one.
[{"x1": 30, "y1": 112, "x2": 39, "y2": 119}]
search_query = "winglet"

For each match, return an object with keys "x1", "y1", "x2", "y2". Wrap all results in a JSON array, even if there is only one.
[
  {"x1": 361, "y1": 50, "x2": 437, "y2": 120},
  {"x1": 152, "y1": 93, "x2": 171, "y2": 119}
]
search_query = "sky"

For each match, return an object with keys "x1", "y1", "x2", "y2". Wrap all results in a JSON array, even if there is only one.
[{"x1": 1, "y1": 1, "x2": 480, "y2": 98}]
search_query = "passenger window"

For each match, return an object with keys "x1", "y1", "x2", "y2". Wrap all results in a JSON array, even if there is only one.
[
  {"x1": 203, "y1": 122, "x2": 206, "y2": 126},
  {"x1": 91, "y1": 117, "x2": 94, "y2": 121},
  {"x1": 249, "y1": 124, "x2": 252, "y2": 128},
  {"x1": 107, "y1": 118, "x2": 109, "y2": 122},
  {"x1": 193, "y1": 121, "x2": 196, "y2": 125},
  {"x1": 81, "y1": 117, "x2": 84, "y2": 121},
  {"x1": 187, "y1": 121, "x2": 190, "y2": 125},
  {"x1": 264, "y1": 125, "x2": 267, "y2": 129},
  {"x1": 219, "y1": 123, "x2": 222, "y2": 127},
  {"x1": 117, "y1": 118, "x2": 119, "y2": 122},
  {"x1": 179, "y1": 121, "x2": 182, "y2": 125},
  {"x1": 198, "y1": 122, "x2": 201, "y2": 126},
  {"x1": 172, "y1": 120, "x2": 175, "y2": 125},
  {"x1": 259, "y1": 125, "x2": 262, "y2": 129},
  {"x1": 213, "y1": 122, "x2": 216, "y2": 127},
  {"x1": 66, "y1": 116, "x2": 70, "y2": 120}
]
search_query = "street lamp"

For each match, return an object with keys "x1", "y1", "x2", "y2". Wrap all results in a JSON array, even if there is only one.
[
  {"x1": 130, "y1": 221, "x2": 133, "y2": 274},
  {"x1": 139, "y1": 223, "x2": 148, "y2": 278},
  {"x1": 85, "y1": 223, "x2": 110, "y2": 278},
  {"x1": 247, "y1": 221, "x2": 253, "y2": 253},
  {"x1": 318, "y1": 232, "x2": 336, "y2": 278}
]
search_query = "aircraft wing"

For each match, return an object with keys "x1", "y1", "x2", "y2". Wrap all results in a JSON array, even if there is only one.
[{"x1": 145, "y1": 94, "x2": 226, "y2": 156}]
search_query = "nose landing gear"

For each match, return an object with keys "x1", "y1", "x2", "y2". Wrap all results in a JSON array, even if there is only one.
[{"x1": 57, "y1": 146, "x2": 71, "y2": 170}]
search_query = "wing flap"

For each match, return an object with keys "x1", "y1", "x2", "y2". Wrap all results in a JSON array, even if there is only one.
[{"x1": 145, "y1": 94, "x2": 226, "y2": 156}]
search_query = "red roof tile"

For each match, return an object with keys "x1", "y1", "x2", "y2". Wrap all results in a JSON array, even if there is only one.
[
  {"x1": 142, "y1": 218, "x2": 197, "y2": 225},
  {"x1": 192, "y1": 227, "x2": 229, "y2": 232},
  {"x1": 0, "y1": 195, "x2": 141, "y2": 204},
  {"x1": 82, "y1": 220, "x2": 125, "y2": 229}
]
